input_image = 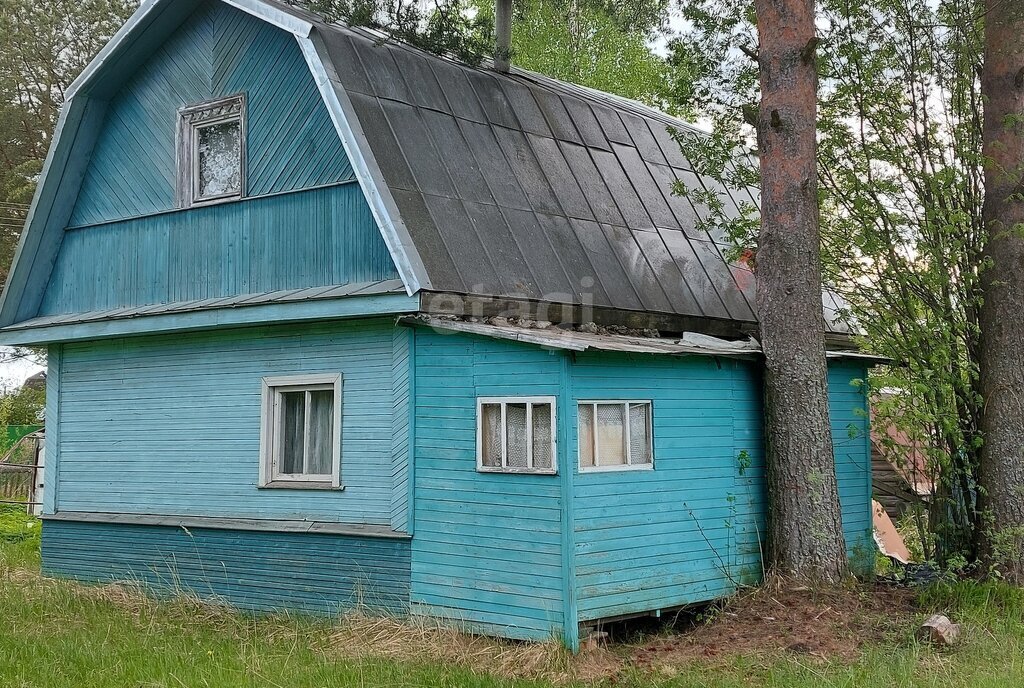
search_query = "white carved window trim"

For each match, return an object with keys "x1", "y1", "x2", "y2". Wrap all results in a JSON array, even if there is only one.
[
  {"x1": 578, "y1": 400, "x2": 654, "y2": 473},
  {"x1": 176, "y1": 94, "x2": 247, "y2": 207},
  {"x1": 259, "y1": 373, "x2": 343, "y2": 490},
  {"x1": 476, "y1": 397, "x2": 558, "y2": 475}
]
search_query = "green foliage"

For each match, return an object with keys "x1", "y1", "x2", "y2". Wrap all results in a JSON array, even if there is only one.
[
  {"x1": 291, "y1": 0, "x2": 495, "y2": 64},
  {"x1": 674, "y1": 0, "x2": 986, "y2": 566},
  {"x1": 0, "y1": 382, "x2": 44, "y2": 428},
  {"x1": 475, "y1": 0, "x2": 679, "y2": 113},
  {"x1": 0, "y1": 0, "x2": 137, "y2": 286}
]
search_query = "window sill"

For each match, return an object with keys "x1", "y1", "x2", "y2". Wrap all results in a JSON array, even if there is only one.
[
  {"x1": 476, "y1": 467, "x2": 558, "y2": 476},
  {"x1": 258, "y1": 481, "x2": 345, "y2": 491},
  {"x1": 578, "y1": 464, "x2": 655, "y2": 474}
]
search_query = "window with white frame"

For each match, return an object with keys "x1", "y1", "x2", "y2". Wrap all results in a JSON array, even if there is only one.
[
  {"x1": 177, "y1": 94, "x2": 246, "y2": 206},
  {"x1": 578, "y1": 401, "x2": 653, "y2": 471},
  {"x1": 477, "y1": 397, "x2": 556, "y2": 474},
  {"x1": 260, "y1": 374, "x2": 342, "y2": 488}
]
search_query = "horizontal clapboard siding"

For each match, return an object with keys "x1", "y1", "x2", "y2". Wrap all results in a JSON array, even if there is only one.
[
  {"x1": 410, "y1": 330, "x2": 565, "y2": 641},
  {"x1": 570, "y1": 353, "x2": 763, "y2": 621},
  {"x1": 42, "y1": 520, "x2": 410, "y2": 613},
  {"x1": 42, "y1": 184, "x2": 396, "y2": 315},
  {"x1": 570, "y1": 355, "x2": 874, "y2": 622},
  {"x1": 829, "y1": 362, "x2": 874, "y2": 574},
  {"x1": 69, "y1": 2, "x2": 354, "y2": 227},
  {"x1": 53, "y1": 318, "x2": 410, "y2": 525}
]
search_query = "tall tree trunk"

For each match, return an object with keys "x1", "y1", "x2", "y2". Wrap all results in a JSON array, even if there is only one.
[
  {"x1": 978, "y1": 0, "x2": 1024, "y2": 581},
  {"x1": 754, "y1": 0, "x2": 848, "y2": 582}
]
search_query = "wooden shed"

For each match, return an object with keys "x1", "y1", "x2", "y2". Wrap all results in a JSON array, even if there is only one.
[{"x1": 0, "y1": 0, "x2": 875, "y2": 650}]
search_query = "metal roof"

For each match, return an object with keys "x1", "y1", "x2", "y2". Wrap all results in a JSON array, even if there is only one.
[
  {"x1": 1, "y1": 279, "x2": 406, "y2": 331},
  {"x1": 301, "y1": 11, "x2": 769, "y2": 328},
  {"x1": 401, "y1": 316, "x2": 886, "y2": 362},
  {"x1": 274, "y1": 6, "x2": 862, "y2": 335}
]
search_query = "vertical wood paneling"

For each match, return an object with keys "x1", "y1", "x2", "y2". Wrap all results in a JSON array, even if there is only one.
[
  {"x1": 41, "y1": 184, "x2": 398, "y2": 315},
  {"x1": 43, "y1": 520, "x2": 411, "y2": 614},
  {"x1": 390, "y1": 327, "x2": 412, "y2": 531},
  {"x1": 410, "y1": 330, "x2": 566, "y2": 642},
  {"x1": 43, "y1": 345, "x2": 63, "y2": 515},
  {"x1": 54, "y1": 318, "x2": 409, "y2": 526},
  {"x1": 68, "y1": 2, "x2": 354, "y2": 227}
]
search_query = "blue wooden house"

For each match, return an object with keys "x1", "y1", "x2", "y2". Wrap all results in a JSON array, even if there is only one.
[{"x1": 0, "y1": 0, "x2": 875, "y2": 650}]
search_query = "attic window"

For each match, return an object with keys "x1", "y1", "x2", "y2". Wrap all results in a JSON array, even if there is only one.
[
  {"x1": 477, "y1": 397, "x2": 557, "y2": 474},
  {"x1": 177, "y1": 94, "x2": 246, "y2": 206}
]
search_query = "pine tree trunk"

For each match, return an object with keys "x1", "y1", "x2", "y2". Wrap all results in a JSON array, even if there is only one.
[
  {"x1": 978, "y1": 0, "x2": 1024, "y2": 581},
  {"x1": 754, "y1": 0, "x2": 848, "y2": 582}
]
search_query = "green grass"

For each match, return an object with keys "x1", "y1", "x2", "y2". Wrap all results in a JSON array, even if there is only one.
[{"x1": 2, "y1": 506, "x2": 1024, "y2": 687}]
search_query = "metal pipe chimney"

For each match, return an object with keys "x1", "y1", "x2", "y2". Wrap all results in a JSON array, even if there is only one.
[{"x1": 494, "y1": 0, "x2": 513, "y2": 73}]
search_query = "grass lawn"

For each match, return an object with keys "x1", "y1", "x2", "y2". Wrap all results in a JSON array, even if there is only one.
[{"x1": 2, "y1": 506, "x2": 1024, "y2": 687}]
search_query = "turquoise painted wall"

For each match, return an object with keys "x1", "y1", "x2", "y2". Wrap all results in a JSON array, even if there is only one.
[
  {"x1": 829, "y1": 361, "x2": 875, "y2": 573},
  {"x1": 48, "y1": 318, "x2": 411, "y2": 527},
  {"x1": 43, "y1": 520, "x2": 411, "y2": 614},
  {"x1": 569, "y1": 354, "x2": 874, "y2": 621},
  {"x1": 42, "y1": 184, "x2": 397, "y2": 315},
  {"x1": 38, "y1": 1, "x2": 397, "y2": 317},
  {"x1": 71, "y1": 1, "x2": 354, "y2": 226},
  {"x1": 410, "y1": 329, "x2": 566, "y2": 641},
  {"x1": 408, "y1": 330, "x2": 874, "y2": 638},
  {"x1": 569, "y1": 353, "x2": 764, "y2": 622}
]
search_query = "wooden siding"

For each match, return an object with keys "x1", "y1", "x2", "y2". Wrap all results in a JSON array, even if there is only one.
[
  {"x1": 390, "y1": 327, "x2": 412, "y2": 532},
  {"x1": 42, "y1": 520, "x2": 411, "y2": 613},
  {"x1": 570, "y1": 353, "x2": 764, "y2": 622},
  {"x1": 569, "y1": 353, "x2": 874, "y2": 622},
  {"x1": 69, "y1": 2, "x2": 353, "y2": 227},
  {"x1": 51, "y1": 318, "x2": 411, "y2": 526},
  {"x1": 41, "y1": 184, "x2": 398, "y2": 315},
  {"x1": 829, "y1": 361, "x2": 875, "y2": 574},
  {"x1": 410, "y1": 329, "x2": 566, "y2": 641}
]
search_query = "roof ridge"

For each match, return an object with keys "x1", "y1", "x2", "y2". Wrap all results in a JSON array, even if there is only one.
[{"x1": 278, "y1": 0, "x2": 711, "y2": 139}]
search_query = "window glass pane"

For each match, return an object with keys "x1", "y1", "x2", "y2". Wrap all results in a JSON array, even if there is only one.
[
  {"x1": 629, "y1": 403, "x2": 652, "y2": 465},
  {"x1": 280, "y1": 391, "x2": 305, "y2": 474},
  {"x1": 596, "y1": 404, "x2": 626, "y2": 466},
  {"x1": 506, "y1": 404, "x2": 529, "y2": 468},
  {"x1": 197, "y1": 120, "x2": 241, "y2": 198},
  {"x1": 481, "y1": 404, "x2": 503, "y2": 467},
  {"x1": 532, "y1": 403, "x2": 553, "y2": 470},
  {"x1": 308, "y1": 390, "x2": 334, "y2": 475},
  {"x1": 578, "y1": 404, "x2": 595, "y2": 467}
]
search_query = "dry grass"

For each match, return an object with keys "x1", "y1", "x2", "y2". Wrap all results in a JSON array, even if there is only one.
[{"x1": 325, "y1": 613, "x2": 623, "y2": 684}]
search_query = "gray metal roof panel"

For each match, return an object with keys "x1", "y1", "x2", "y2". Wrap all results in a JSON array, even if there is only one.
[
  {"x1": 421, "y1": 194, "x2": 503, "y2": 294},
  {"x1": 527, "y1": 134, "x2": 594, "y2": 221},
  {"x1": 496, "y1": 78, "x2": 552, "y2": 137},
  {"x1": 462, "y1": 201, "x2": 539, "y2": 295},
  {"x1": 568, "y1": 218, "x2": 644, "y2": 311},
  {"x1": 457, "y1": 119, "x2": 531, "y2": 210},
  {"x1": 599, "y1": 223, "x2": 673, "y2": 313},
  {"x1": 558, "y1": 142, "x2": 626, "y2": 226},
  {"x1": 531, "y1": 87, "x2": 583, "y2": 144},
  {"x1": 308, "y1": 16, "x2": 845, "y2": 331},
  {"x1": 380, "y1": 99, "x2": 457, "y2": 198},
  {"x1": 418, "y1": 109, "x2": 494, "y2": 204},
  {"x1": 492, "y1": 127, "x2": 562, "y2": 215}
]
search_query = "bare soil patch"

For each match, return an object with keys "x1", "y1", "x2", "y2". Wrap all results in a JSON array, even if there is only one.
[{"x1": 627, "y1": 582, "x2": 920, "y2": 669}]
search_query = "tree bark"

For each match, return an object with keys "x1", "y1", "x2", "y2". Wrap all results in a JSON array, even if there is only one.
[
  {"x1": 978, "y1": 0, "x2": 1024, "y2": 581},
  {"x1": 754, "y1": 0, "x2": 848, "y2": 582}
]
